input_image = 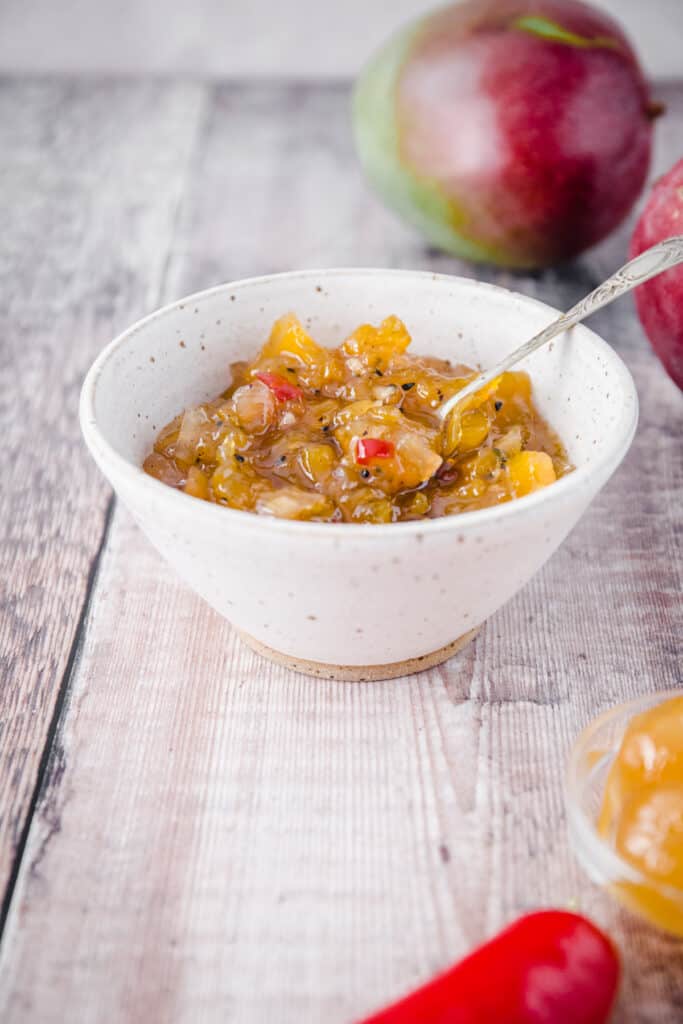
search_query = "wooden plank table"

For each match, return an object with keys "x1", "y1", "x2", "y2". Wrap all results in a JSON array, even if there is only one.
[{"x1": 0, "y1": 78, "x2": 681, "y2": 1023}]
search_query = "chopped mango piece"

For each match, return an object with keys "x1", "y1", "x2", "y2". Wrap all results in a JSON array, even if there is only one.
[
  {"x1": 459, "y1": 409, "x2": 490, "y2": 452},
  {"x1": 506, "y1": 451, "x2": 556, "y2": 497},
  {"x1": 338, "y1": 487, "x2": 394, "y2": 523},
  {"x1": 497, "y1": 370, "x2": 533, "y2": 404},
  {"x1": 211, "y1": 462, "x2": 262, "y2": 510},
  {"x1": 261, "y1": 313, "x2": 325, "y2": 367},
  {"x1": 342, "y1": 315, "x2": 411, "y2": 371},
  {"x1": 403, "y1": 490, "x2": 431, "y2": 517},
  {"x1": 256, "y1": 314, "x2": 344, "y2": 392},
  {"x1": 616, "y1": 787, "x2": 683, "y2": 890},
  {"x1": 599, "y1": 696, "x2": 683, "y2": 836},
  {"x1": 298, "y1": 443, "x2": 336, "y2": 484}
]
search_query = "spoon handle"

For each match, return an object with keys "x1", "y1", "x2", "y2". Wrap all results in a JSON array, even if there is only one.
[{"x1": 439, "y1": 235, "x2": 683, "y2": 420}]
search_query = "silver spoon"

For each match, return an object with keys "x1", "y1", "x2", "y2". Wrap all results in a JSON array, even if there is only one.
[{"x1": 438, "y1": 235, "x2": 683, "y2": 425}]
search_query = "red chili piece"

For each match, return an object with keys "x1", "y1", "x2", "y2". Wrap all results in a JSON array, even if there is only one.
[
  {"x1": 255, "y1": 372, "x2": 303, "y2": 402},
  {"x1": 356, "y1": 438, "x2": 395, "y2": 464},
  {"x1": 357, "y1": 911, "x2": 620, "y2": 1024}
]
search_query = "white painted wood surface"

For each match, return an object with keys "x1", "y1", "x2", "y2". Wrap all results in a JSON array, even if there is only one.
[
  {"x1": 0, "y1": 79, "x2": 205, "y2": 899},
  {"x1": 0, "y1": 79, "x2": 681, "y2": 1022},
  {"x1": 1, "y1": 0, "x2": 682, "y2": 78}
]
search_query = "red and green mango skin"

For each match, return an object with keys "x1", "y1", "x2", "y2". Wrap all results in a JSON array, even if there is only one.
[
  {"x1": 630, "y1": 159, "x2": 683, "y2": 391},
  {"x1": 353, "y1": 0, "x2": 655, "y2": 269}
]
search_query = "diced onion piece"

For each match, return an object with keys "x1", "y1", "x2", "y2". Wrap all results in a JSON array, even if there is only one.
[
  {"x1": 184, "y1": 466, "x2": 210, "y2": 500},
  {"x1": 154, "y1": 414, "x2": 182, "y2": 453},
  {"x1": 333, "y1": 399, "x2": 383, "y2": 429},
  {"x1": 394, "y1": 432, "x2": 442, "y2": 489},
  {"x1": 373, "y1": 384, "x2": 401, "y2": 404},
  {"x1": 256, "y1": 486, "x2": 335, "y2": 520},
  {"x1": 143, "y1": 451, "x2": 185, "y2": 487},
  {"x1": 305, "y1": 398, "x2": 340, "y2": 431},
  {"x1": 497, "y1": 425, "x2": 525, "y2": 458},
  {"x1": 175, "y1": 407, "x2": 212, "y2": 464},
  {"x1": 232, "y1": 380, "x2": 277, "y2": 435}
]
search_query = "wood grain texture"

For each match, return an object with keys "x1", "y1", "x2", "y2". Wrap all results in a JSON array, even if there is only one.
[
  {"x1": 0, "y1": 80, "x2": 681, "y2": 1023},
  {"x1": 0, "y1": 80, "x2": 205, "y2": 903}
]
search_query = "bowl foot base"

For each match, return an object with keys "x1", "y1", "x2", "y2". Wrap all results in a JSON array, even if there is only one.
[{"x1": 237, "y1": 627, "x2": 481, "y2": 681}]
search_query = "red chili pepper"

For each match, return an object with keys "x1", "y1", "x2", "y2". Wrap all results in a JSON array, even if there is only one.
[
  {"x1": 356, "y1": 438, "x2": 396, "y2": 464},
  {"x1": 255, "y1": 371, "x2": 303, "y2": 402},
  {"x1": 358, "y1": 911, "x2": 620, "y2": 1024}
]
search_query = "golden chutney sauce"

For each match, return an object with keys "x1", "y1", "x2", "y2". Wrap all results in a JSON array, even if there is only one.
[
  {"x1": 144, "y1": 314, "x2": 571, "y2": 523},
  {"x1": 599, "y1": 695, "x2": 683, "y2": 934}
]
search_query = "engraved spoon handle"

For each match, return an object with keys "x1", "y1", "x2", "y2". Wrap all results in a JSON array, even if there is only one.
[{"x1": 438, "y1": 235, "x2": 683, "y2": 421}]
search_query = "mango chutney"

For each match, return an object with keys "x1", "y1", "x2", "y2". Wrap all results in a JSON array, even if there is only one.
[
  {"x1": 599, "y1": 695, "x2": 683, "y2": 934},
  {"x1": 144, "y1": 314, "x2": 571, "y2": 522}
]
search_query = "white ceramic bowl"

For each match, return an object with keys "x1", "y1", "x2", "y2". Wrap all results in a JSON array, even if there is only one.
[{"x1": 80, "y1": 269, "x2": 637, "y2": 680}]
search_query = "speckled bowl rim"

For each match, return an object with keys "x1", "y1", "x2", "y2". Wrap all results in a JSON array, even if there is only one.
[{"x1": 80, "y1": 267, "x2": 639, "y2": 538}]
